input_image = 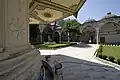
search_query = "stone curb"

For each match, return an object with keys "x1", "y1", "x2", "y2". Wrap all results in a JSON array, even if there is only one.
[
  {"x1": 95, "y1": 57, "x2": 120, "y2": 70},
  {"x1": 92, "y1": 45, "x2": 120, "y2": 70}
]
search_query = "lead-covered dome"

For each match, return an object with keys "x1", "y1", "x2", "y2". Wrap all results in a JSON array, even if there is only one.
[{"x1": 84, "y1": 18, "x2": 96, "y2": 23}]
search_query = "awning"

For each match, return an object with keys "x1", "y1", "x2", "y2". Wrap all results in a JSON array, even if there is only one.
[{"x1": 29, "y1": 0, "x2": 86, "y2": 24}]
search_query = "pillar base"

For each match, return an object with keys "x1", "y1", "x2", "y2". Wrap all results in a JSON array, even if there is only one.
[{"x1": 0, "y1": 49, "x2": 44, "y2": 80}]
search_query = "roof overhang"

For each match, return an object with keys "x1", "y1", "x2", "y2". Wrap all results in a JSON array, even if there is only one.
[{"x1": 29, "y1": 0, "x2": 86, "y2": 24}]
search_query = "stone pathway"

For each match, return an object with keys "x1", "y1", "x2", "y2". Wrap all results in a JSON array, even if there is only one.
[{"x1": 40, "y1": 43, "x2": 120, "y2": 80}]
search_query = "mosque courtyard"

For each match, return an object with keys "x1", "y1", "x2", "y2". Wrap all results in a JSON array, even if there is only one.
[{"x1": 0, "y1": 0, "x2": 120, "y2": 80}]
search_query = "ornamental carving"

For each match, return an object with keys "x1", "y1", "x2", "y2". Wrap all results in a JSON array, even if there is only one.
[
  {"x1": 69, "y1": 4, "x2": 78, "y2": 10},
  {"x1": 8, "y1": 18, "x2": 26, "y2": 40},
  {"x1": 36, "y1": 5, "x2": 46, "y2": 10},
  {"x1": 18, "y1": 0, "x2": 24, "y2": 12},
  {"x1": 42, "y1": 12, "x2": 53, "y2": 18}
]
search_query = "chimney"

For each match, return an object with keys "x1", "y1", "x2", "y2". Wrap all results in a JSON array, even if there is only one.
[{"x1": 107, "y1": 12, "x2": 111, "y2": 15}]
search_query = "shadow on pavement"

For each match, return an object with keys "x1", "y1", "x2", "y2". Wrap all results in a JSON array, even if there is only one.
[{"x1": 40, "y1": 54, "x2": 120, "y2": 80}]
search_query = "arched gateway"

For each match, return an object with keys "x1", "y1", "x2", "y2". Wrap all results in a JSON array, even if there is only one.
[
  {"x1": 42, "y1": 26, "x2": 53, "y2": 42},
  {"x1": 0, "y1": 0, "x2": 86, "y2": 80},
  {"x1": 81, "y1": 25, "x2": 96, "y2": 43}
]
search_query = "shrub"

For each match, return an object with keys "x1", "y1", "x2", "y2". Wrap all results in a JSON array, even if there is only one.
[
  {"x1": 97, "y1": 44, "x2": 103, "y2": 57},
  {"x1": 102, "y1": 55, "x2": 107, "y2": 60},
  {"x1": 117, "y1": 58, "x2": 120, "y2": 65},
  {"x1": 98, "y1": 54, "x2": 102, "y2": 59},
  {"x1": 97, "y1": 44, "x2": 103, "y2": 54},
  {"x1": 108, "y1": 56, "x2": 115, "y2": 62}
]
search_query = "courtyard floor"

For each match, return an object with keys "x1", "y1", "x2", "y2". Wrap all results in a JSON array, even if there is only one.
[{"x1": 39, "y1": 43, "x2": 120, "y2": 80}]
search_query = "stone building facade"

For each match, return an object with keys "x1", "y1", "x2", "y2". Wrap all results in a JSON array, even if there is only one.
[{"x1": 80, "y1": 12, "x2": 120, "y2": 44}]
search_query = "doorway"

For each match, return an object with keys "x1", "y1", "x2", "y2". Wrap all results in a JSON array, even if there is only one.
[{"x1": 100, "y1": 37, "x2": 105, "y2": 44}]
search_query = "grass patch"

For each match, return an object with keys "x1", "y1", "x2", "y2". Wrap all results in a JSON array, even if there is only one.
[
  {"x1": 103, "y1": 45, "x2": 120, "y2": 61},
  {"x1": 34, "y1": 42, "x2": 77, "y2": 49},
  {"x1": 97, "y1": 45, "x2": 120, "y2": 65}
]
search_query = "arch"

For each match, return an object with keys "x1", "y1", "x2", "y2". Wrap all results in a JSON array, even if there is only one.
[
  {"x1": 99, "y1": 22, "x2": 120, "y2": 44},
  {"x1": 80, "y1": 25, "x2": 96, "y2": 44},
  {"x1": 82, "y1": 25, "x2": 96, "y2": 33},
  {"x1": 42, "y1": 26, "x2": 53, "y2": 42},
  {"x1": 43, "y1": 26, "x2": 53, "y2": 34}
]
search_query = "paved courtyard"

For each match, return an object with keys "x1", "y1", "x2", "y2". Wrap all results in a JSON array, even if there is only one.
[
  {"x1": 40, "y1": 43, "x2": 120, "y2": 80},
  {"x1": 40, "y1": 43, "x2": 98, "y2": 60}
]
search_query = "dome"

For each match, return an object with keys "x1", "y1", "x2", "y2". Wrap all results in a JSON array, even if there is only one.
[
  {"x1": 84, "y1": 18, "x2": 96, "y2": 23},
  {"x1": 102, "y1": 12, "x2": 117, "y2": 19}
]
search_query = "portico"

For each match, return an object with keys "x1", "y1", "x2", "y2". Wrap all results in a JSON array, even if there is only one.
[{"x1": 0, "y1": 0, "x2": 86, "y2": 80}]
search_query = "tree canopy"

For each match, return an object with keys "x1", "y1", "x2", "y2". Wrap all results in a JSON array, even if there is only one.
[{"x1": 57, "y1": 19, "x2": 81, "y2": 34}]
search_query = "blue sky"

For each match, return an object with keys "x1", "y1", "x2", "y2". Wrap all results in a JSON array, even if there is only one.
[{"x1": 65, "y1": 0, "x2": 120, "y2": 23}]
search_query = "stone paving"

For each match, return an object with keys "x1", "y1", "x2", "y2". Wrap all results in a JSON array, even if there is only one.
[
  {"x1": 40, "y1": 43, "x2": 98, "y2": 60},
  {"x1": 50, "y1": 55, "x2": 120, "y2": 80},
  {"x1": 40, "y1": 43, "x2": 120, "y2": 80}
]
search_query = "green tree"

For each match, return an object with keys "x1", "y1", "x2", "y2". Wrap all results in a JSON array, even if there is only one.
[
  {"x1": 57, "y1": 19, "x2": 81, "y2": 42},
  {"x1": 65, "y1": 19, "x2": 81, "y2": 34}
]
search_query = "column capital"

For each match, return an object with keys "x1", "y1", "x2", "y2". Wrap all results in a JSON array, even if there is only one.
[{"x1": 96, "y1": 28, "x2": 99, "y2": 32}]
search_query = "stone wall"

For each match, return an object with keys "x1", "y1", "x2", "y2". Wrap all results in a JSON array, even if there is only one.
[
  {"x1": 100, "y1": 34, "x2": 120, "y2": 43},
  {"x1": 0, "y1": 0, "x2": 29, "y2": 51}
]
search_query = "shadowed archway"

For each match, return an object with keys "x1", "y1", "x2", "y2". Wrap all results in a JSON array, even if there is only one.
[
  {"x1": 42, "y1": 26, "x2": 53, "y2": 42},
  {"x1": 81, "y1": 26, "x2": 96, "y2": 44}
]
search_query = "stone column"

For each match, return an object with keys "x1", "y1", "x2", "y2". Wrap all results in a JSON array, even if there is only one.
[
  {"x1": 39, "y1": 25, "x2": 45, "y2": 43},
  {"x1": 60, "y1": 33, "x2": 62, "y2": 43},
  {"x1": 96, "y1": 29, "x2": 99, "y2": 44},
  {"x1": 68, "y1": 32, "x2": 70, "y2": 42},
  {"x1": 0, "y1": 0, "x2": 30, "y2": 52},
  {"x1": 0, "y1": 0, "x2": 3, "y2": 50},
  {"x1": 0, "y1": 0, "x2": 42, "y2": 80}
]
